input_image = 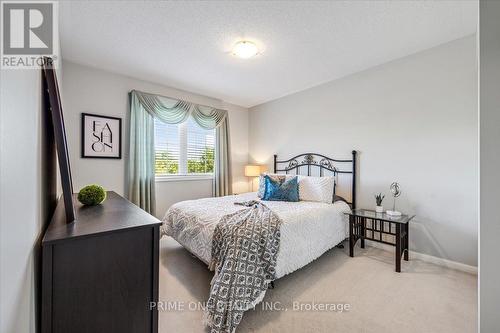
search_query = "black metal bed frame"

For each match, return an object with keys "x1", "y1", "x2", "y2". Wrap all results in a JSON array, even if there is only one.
[{"x1": 273, "y1": 151, "x2": 357, "y2": 209}]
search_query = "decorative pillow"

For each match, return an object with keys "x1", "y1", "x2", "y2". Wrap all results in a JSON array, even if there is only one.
[
  {"x1": 257, "y1": 173, "x2": 292, "y2": 198},
  {"x1": 297, "y1": 176, "x2": 335, "y2": 204},
  {"x1": 262, "y1": 175, "x2": 299, "y2": 202}
]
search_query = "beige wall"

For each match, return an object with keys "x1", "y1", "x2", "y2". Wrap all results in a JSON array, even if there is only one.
[
  {"x1": 0, "y1": 70, "x2": 44, "y2": 333},
  {"x1": 61, "y1": 61, "x2": 249, "y2": 218},
  {"x1": 249, "y1": 36, "x2": 478, "y2": 266}
]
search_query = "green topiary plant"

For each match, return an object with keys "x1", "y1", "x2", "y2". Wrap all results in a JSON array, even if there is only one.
[
  {"x1": 375, "y1": 193, "x2": 385, "y2": 206},
  {"x1": 78, "y1": 184, "x2": 106, "y2": 206}
]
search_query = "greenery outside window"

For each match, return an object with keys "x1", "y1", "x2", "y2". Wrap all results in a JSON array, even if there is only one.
[{"x1": 154, "y1": 117, "x2": 215, "y2": 178}]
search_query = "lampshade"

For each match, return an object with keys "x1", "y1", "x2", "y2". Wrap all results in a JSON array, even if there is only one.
[{"x1": 244, "y1": 165, "x2": 261, "y2": 177}]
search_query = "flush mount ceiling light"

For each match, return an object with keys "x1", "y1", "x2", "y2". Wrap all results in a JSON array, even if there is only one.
[{"x1": 232, "y1": 41, "x2": 259, "y2": 59}]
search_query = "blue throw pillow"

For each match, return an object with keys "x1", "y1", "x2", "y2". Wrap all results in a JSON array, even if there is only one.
[{"x1": 262, "y1": 175, "x2": 299, "y2": 202}]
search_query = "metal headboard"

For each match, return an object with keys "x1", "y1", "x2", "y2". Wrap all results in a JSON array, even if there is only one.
[{"x1": 273, "y1": 151, "x2": 357, "y2": 209}]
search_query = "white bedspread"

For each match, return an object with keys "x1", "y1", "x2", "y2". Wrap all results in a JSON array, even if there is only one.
[{"x1": 161, "y1": 192, "x2": 351, "y2": 278}]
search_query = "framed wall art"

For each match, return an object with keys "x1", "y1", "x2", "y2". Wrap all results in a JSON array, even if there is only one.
[{"x1": 81, "y1": 113, "x2": 122, "y2": 159}]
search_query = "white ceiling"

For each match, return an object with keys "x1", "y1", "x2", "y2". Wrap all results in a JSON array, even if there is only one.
[{"x1": 59, "y1": 1, "x2": 477, "y2": 108}]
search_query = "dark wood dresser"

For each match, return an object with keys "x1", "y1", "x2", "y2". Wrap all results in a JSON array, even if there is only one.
[{"x1": 41, "y1": 191, "x2": 161, "y2": 333}]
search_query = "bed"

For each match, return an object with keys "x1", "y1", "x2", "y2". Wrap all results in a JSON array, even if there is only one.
[
  {"x1": 161, "y1": 152, "x2": 357, "y2": 279},
  {"x1": 162, "y1": 192, "x2": 351, "y2": 278}
]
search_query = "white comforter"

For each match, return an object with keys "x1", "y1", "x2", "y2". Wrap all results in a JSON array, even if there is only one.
[{"x1": 161, "y1": 192, "x2": 351, "y2": 278}]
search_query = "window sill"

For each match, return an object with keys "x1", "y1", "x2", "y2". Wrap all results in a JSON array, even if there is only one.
[{"x1": 155, "y1": 174, "x2": 214, "y2": 182}]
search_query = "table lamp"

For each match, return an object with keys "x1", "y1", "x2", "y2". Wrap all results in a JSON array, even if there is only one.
[{"x1": 245, "y1": 165, "x2": 261, "y2": 192}]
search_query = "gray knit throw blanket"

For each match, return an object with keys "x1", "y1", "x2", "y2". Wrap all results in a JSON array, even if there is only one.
[{"x1": 204, "y1": 201, "x2": 282, "y2": 333}]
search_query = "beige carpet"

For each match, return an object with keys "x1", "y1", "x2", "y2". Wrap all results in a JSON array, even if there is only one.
[{"x1": 159, "y1": 237, "x2": 477, "y2": 333}]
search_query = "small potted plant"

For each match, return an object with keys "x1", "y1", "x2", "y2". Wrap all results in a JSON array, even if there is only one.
[
  {"x1": 78, "y1": 184, "x2": 107, "y2": 206},
  {"x1": 375, "y1": 193, "x2": 385, "y2": 213}
]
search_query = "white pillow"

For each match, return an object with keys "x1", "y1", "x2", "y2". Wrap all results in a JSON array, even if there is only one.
[{"x1": 297, "y1": 176, "x2": 334, "y2": 203}]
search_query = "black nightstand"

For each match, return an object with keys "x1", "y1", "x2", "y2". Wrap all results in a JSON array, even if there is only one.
[{"x1": 344, "y1": 209, "x2": 415, "y2": 272}]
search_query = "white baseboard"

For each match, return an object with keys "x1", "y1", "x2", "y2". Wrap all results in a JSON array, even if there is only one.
[{"x1": 365, "y1": 240, "x2": 478, "y2": 275}]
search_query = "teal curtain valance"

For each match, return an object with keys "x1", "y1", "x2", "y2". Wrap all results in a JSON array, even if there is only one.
[{"x1": 131, "y1": 90, "x2": 228, "y2": 129}]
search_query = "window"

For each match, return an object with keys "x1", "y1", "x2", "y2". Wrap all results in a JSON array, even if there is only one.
[{"x1": 154, "y1": 117, "x2": 215, "y2": 177}]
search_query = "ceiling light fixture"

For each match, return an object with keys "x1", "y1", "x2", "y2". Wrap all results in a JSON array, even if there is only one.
[{"x1": 232, "y1": 41, "x2": 259, "y2": 59}]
